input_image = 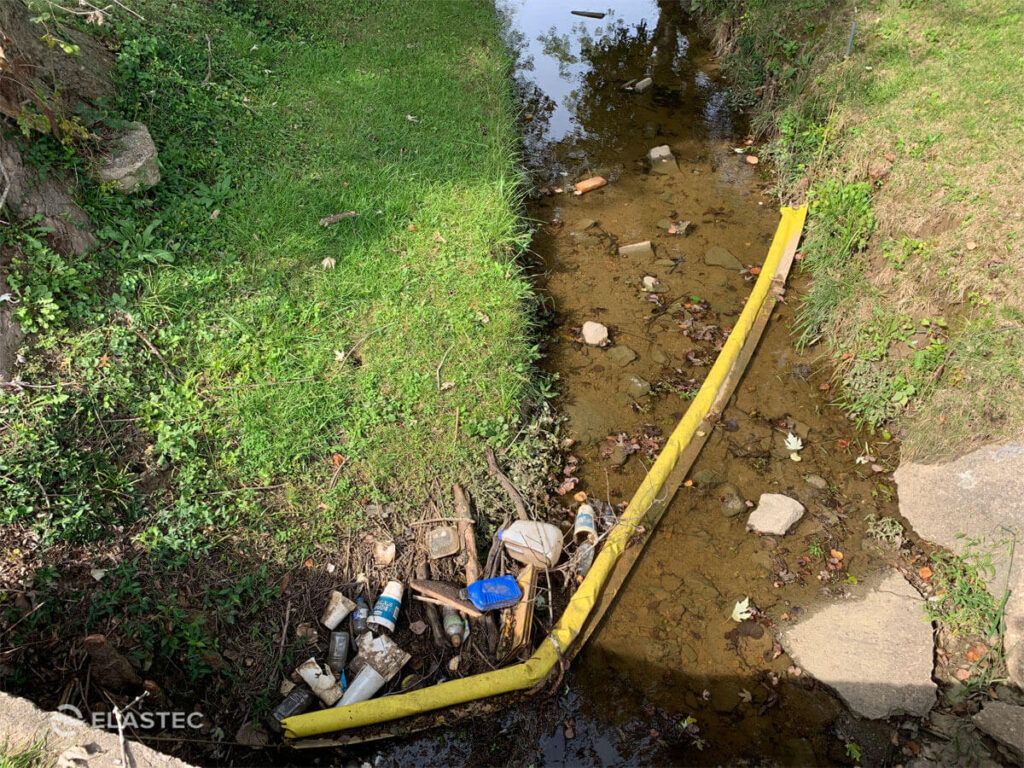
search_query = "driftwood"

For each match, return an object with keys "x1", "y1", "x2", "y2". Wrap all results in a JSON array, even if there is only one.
[{"x1": 485, "y1": 449, "x2": 529, "y2": 521}]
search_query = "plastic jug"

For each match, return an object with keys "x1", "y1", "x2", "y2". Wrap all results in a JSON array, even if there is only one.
[{"x1": 499, "y1": 520, "x2": 563, "y2": 569}]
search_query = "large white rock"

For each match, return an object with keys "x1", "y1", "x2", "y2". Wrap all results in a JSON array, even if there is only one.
[
  {"x1": 894, "y1": 442, "x2": 1024, "y2": 688},
  {"x1": 781, "y1": 572, "x2": 937, "y2": 719},
  {"x1": 581, "y1": 321, "x2": 609, "y2": 346},
  {"x1": 746, "y1": 493, "x2": 804, "y2": 535},
  {"x1": 647, "y1": 144, "x2": 679, "y2": 174}
]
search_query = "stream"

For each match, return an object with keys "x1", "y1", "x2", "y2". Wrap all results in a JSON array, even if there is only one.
[{"x1": 373, "y1": 1, "x2": 910, "y2": 764}]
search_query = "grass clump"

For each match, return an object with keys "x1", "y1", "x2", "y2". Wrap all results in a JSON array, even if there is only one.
[
  {"x1": 0, "y1": 741, "x2": 48, "y2": 768},
  {"x1": 925, "y1": 542, "x2": 1003, "y2": 638}
]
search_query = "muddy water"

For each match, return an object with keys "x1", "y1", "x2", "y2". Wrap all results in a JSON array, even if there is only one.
[{"x1": 378, "y1": 3, "x2": 907, "y2": 765}]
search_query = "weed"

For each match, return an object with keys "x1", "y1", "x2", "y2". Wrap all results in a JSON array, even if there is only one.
[
  {"x1": 0, "y1": 740, "x2": 48, "y2": 768},
  {"x1": 864, "y1": 514, "x2": 904, "y2": 545},
  {"x1": 925, "y1": 539, "x2": 1004, "y2": 638},
  {"x1": 808, "y1": 540, "x2": 825, "y2": 559}
]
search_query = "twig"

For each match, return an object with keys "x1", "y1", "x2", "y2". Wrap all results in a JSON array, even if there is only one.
[
  {"x1": 543, "y1": 569, "x2": 554, "y2": 625},
  {"x1": 109, "y1": 0, "x2": 144, "y2": 20},
  {"x1": 202, "y1": 34, "x2": 213, "y2": 85},
  {"x1": 337, "y1": 324, "x2": 394, "y2": 366},
  {"x1": 485, "y1": 448, "x2": 529, "y2": 521},
  {"x1": 408, "y1": 516, "x2": 474, "y2": 526},
  {"x1": 0, "y1": 600, "x2": 47, "y2": 639},
  {"x1": 112, "y1": 689, "x2": 149, "y2": 768},
  {"x1": 435, "y1": 344, "x2": 454, "y2": 392},
  {"x1": 132, "y1": 327, "x2": 177, "y2": 382},
  {"x1": 0, "y1": 154, "x2": 10, "y2": 215},
  {"x1": 205, "y1": 484, "x2": 285, "y2": 496},
  {"x1": 275, "y1": 600, "x2": 291, "y2": 671}
]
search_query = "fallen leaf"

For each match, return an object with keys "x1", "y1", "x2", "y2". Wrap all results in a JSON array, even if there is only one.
[
  {"x1": 440, "y1": 381, "x2": 455, "y2": 392},
  {"x1": 954, "y1": 668, "x2": 971, "y2": 681},
  {"x1": 331, "y1": 453, "x2": 345, "y2": 467},
  {"x1": 406, "y1": 114, "x2": 419, "y2": 122},
  {"x1": 819, "y1": 383, "x2": 830, "y2": 391},
  {"x1": 748, "y1": 266, "x2": 761, "y2": 275},
  {"x1": 837, "y1": 439, "x2": 850, "y2": 449},
  {"x1": 966, "y1": 644, "x2": 987, "y2": 663},
  {"x1": 90, "y1": 568, "x2": 107, "y2": 582},
  {"x1": 918, "y1": 566, "x2": 933, "y2": 580},
  {"x1": 408, "y1": 223, "x2": 419, "y2": 232},
  {"x1": 841, "y1": 353, "x2": 853, "y2": 361},
  {"x1": 745, "y1": 155, "x2": 759, "y2": 165},
  {"x1": 321, "y1": 256, "x2": 336, "y2": 269},
  {"x1": 830, "y1": 549, "x2": 843, "y2": 560},
  {"x1": 683, "y1": 479, "x2": 693, "y2": 487},
  {"x1": 573, "y1": 491, "x2": 588, "y2": 503},
  {"x1": 409, "y1": 620, "x2": 428, "y2": 636},
  {"x1": 303, "y1": 557, "x2": 314, "y2": 569},
  {"x1": 555, "y1": 477, "x2": 579, "y2": 495},
  {"x1": 884, "y1": 152, "x2": 896, "y2": 162},
  {"x1": 738, "y1": 688, "x2": 752, "y2": 703},
  {"x1": 731, "y1": 597, "x2": 753, "y2": 622}
]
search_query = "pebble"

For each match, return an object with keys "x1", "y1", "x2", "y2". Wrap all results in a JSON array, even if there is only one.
[
  {"x1": 650, "y1": 347, "x2": 670, "y2": 366},
  {"x1": 606, "y1": 345, "x2": 637, "y2": 367},
  {"x1": 608, "y1": 445, "x2": 629, "y2": 467},
  {"x1": 805, "y1": 474, "x2": 828, "y2": 491},
  {"x1": 704, "y1": 246, "x2": 742, "y2": 269},
  {"x1": 747, "y1": 493, "x2": 805, "y2": 535},
  {"x1": 620, "y1": 374, "x2": 651, "y2": 399},
  {"x1": 582, "y1": 321, "x2": 609, "y2": 345},
  {"x1": 714, "y1": 482, "x2": 747, "y2": 517}
]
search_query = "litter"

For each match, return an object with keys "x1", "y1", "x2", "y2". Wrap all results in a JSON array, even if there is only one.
[
  {"x1": 573, "y1": 176, "x2": 607, "y2": 195},
  {"x1": 499, "y1": 520, "x2": 564, "y2": 569},
  {"x1": 465, "y1": 575, "x2": 523, "y2": 612},
  {"x1": 367, "y1": 581, "x2": 404, "y2": 632},
  {"x1": 320, "y1": 591, "x2": 356, "y2": 630}
]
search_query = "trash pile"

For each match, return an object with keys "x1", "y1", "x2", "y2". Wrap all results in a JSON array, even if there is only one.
[{"x1": 268, "y1": 481, "x2": 620, "y2": 732}]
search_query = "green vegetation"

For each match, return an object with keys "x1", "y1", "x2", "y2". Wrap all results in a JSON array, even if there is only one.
[
  {"x1": 0, "y1": 741, "x2": 47, "y2": 768},
  {"x1": 863, "y1": 514, "x2": 904, "y2": 546},
  {"x1": 925, "y1": 541, "x2": 1005, "y2": 638},
  {"x1": 1, "y1": 0, "x2": 542, "y2": 704},
  {"x1": 694, "y1": 0, "x2": 1024, "y2": 458}
]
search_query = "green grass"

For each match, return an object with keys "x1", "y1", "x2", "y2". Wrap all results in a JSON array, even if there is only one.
[
  {"x1": 925, "y1": 541, "x2": 1004, "y2": 638},
  {"x1": 0, "y1": 741, "x2": 48, "y2": 768},
  {"x1": 2, "y1": 0, "x2": 538, "y2": 552},
  {"x1": 694, "y1": 0, "x2": 1024, "y2": 457},
  {"x1": 1, "y1": 0, "x2": 545, "y2": 695}
]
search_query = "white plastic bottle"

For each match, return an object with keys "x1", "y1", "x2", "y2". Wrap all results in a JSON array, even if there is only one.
[
  {"x1": 367, "y1": 581, "x2": 404, "y2": 632},
  {"x1": 499, "y1": 520, "x2": 563, "y2": 569}
]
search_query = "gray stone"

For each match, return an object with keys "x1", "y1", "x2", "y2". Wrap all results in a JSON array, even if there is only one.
[
  {"x1": 747, "y1": 493, "x2": 804, "y2": 535},
  {"x1": 650, "y1": 347, "x2": 670, "y2": 366},
  {"x1": 618, "y1": 240, "x2": 654, "y2": 258},
  {"x1": 654, "y1": 258, "x2": 676, "y2": 267},
  {"x1": 805, "y1": 474, "x2": 828, "y2": 491},
  {"x1": 564, "y1": 401, "x2": 611, "y2": 444},
  {"x1": 620, "y1": 374, "x2": 651, "y2": 399},
  {"x1": 657, "y1": 218, "x2": 673, "y2": 231},
  {"x1": 95, "y1": 121, "x2": 160, "y2": 192},
  {"x1": 660, "y1": 191, "x2": 675, "y2": 203},
  {"x1": 972, "y1": 702, "x2": 1024, "y2": 757},
  {"x1": 605, "y1": 345, "x2": 637, "y2": 367},
  {"x1": 704, "y1": 246, "x2": 742, "y2": 270},
  {"x1": 648, "y1": 144, "x2": 679, "y2": 175},
  {"x1": 691, "y1": 469, "x2": 720, "y2": 487},
  {"x1": 608, "y1": 445, "x2": 629, "y2": 467},
  {"x1": 581, "y1": 321, "x2": 609, "y2": 346},
  {"x1": 894, "y1": 442, "x2": 1024, "y2": 688},
  {"x1": 575, "y1": 219, "x2": 597, "y2": 231},
  {"x1": 714, "y1": 482, "x2": 747, "y2": 517},
  {"x1": 781, "y1": 573, "x2": 937, "y2": 719}
]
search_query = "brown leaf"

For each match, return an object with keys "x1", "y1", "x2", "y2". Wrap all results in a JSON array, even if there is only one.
[
  {"x1": 954, "y1": 668, "x2": 971, "y2": 681},
  {"x1": 918, "y1": 566, "x2": 933, "y2": 580},
  {"x1": 966, "y1": 644, "x2": 988, "y2": 663},
  {"x1": 319, "y1": 211, "x2": 358, "y2": 227},
  {"x1": 745, "y1": 155, "x2": 759, "y2": 165},
  {"x1": 409, "y1": 620, "x2": 428, "y2": 636}
]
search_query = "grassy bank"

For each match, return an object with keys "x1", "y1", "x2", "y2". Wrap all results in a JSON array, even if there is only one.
[
  {"x1": 699, "y1": 0, "x2": 1023, "y2": 460},
  {"x1": 2, "y1": 0, "x2": 541, "y2": 723}
]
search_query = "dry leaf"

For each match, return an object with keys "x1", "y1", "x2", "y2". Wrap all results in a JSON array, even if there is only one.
[
  {"x1": 745, "y1": 155, "x2": 759, "y2": 165},
  {"x1": 966, "y1": 644, "x2": 987, "y2": 663},
  {"x1": 918, "y1": 566, "x2": 933, "y2": 580},
  {"x1": 409, "y1": 620, "x2": 428, "y2": 636}
]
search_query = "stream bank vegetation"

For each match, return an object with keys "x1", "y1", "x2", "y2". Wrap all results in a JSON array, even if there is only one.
[
  {"x1": 1, "y1": 0, "x2": 557, "y2": 753},
  {"x1": 695, "y1": 0, "x2": 1023, "y2": 462},
  {"x1": 693, "y1": 0, "x2": 1021, "y2": 712}
]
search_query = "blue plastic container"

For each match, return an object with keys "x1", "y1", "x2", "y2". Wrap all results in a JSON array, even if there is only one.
[{"x1": 465, "y1": 575, "x2": 523, "y2": 611}]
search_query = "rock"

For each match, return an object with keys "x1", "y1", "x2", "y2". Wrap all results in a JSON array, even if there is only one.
[
  {"x1": 704, "y1": 246, "x2": 742, "y2": 269},
  {"x1": 650, "y1": 347, "x2": 670, "y2": 366},
  {"x1": 657, "y1": 218, "x2": 673, "y2": 231},
  {"x1": 618, "y1": 241, "x2": 654, "y2": 258},
  {"x1": 608, "y1": 445, "x2": 629, "y2": 467},
  {"x1": 606, "y1": 345, "x2": 637, "y2": 367},
  {"x1": 647, "y1": 144, "x2": 679, "y2": 175},
  {"x1": 894, "y1": 442, "x2": 1024, "y2": 687},
  {"x1": 747, "y1": 493, "x2": 805, "y2": 535},
  {"x1": 654, "y1": 258, "x2": 676, "y2": 267},
  {"x1": 564, "y1": 400, "x2": 612, "y2": 444},
  {"x1": 633, "y1": 76, "x2": 653, "y2": 93},
  {"x1": 620, "y1": 374, "x2": 651, "y2": 399},
  {"x1": 805, "y1": 474, "x2": 828, "y2": 491},
  {"x1": 714, "y1": 483, "x2": 747, "y2": 517},
  {"x1": 972, "y1": 702, "x2": 1024, "y2": 757},
  {"x1": 781, "y1": 572, "x2": 937, "y2": 719},
  {"x1": 660, "y1": 191, "x2": 675, "y2": 203},
  {"x1": 94, "y1": 122, "x2": 160, "y2": 192},
  {"x1": 691, "y1": 469, "x2": 721, "y2": 487},
  {"x1": 581, "y1": 321, "x2": 609, "y2": 346},
  {"x1": 83, "y1": 634, "x2": 142, "y2": 691}
]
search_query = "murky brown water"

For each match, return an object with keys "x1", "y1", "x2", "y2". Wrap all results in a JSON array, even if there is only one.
[{"x1": 374, "y1": 2, "x2": 909, "y2": 765}]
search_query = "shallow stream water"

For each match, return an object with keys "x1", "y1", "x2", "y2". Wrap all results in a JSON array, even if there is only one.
[{"x1": 373, "y1": 2, "x2": 908, "y2": 765}]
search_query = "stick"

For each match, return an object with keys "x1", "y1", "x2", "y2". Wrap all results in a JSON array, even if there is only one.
[
  {"x1": 485, "y1": 448, "x2": 529, "y2": 521},
  {"x1": 435, "y1": 344, "x2": 454, "y2": 392},
  {"x1": 416, "y1": 564, "x2": 446, "y2": 649},
  {"x1": 454, "y1": 484, "x2": 499, "y2": 653},
  {"x1": 202, "y1": 34, "x2": 213, "y2": 85},
  {"x1": 0, "y1": 154, "x2": 10, "y2": 215}
]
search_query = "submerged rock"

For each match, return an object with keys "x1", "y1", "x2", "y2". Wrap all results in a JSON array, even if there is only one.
[
  {"x1": 704, "y1": 246, "x2": 742, "y2": 270},
  {"x1": 781, "y1": 572, "x2": 937, "y2": 719},
  {"x1": 606, "y1": 345, "x2": 637, "y2": 367},
  {"x1": 747, "y1": 493, "x2": 804, "y2": 535},
  {"x1": 647, "y1": 144, "x2": 679, "y2": 175},
  {"x1": 714, "y1": 483, "x2": 747, "y2": 517},
  {"x1": 620, "y1": 374, "x2": 651, "y2": 399}
]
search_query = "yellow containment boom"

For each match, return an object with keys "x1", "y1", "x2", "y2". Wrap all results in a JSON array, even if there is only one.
[{"x1": 283, "y1": 205, "x2": 807, "y2": 740}]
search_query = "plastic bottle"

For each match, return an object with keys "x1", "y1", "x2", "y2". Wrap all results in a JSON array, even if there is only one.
[
  {"x1": 367, "y1": 581, "x2": 404, "y2": 632},
  {"x1": 499, "y1": 520, "x2": 564, "y2": 569},
  {"x1": 441, "y1": 606, "x2": 464, "y2": 647},
  {"x1": 574, "y1": 504, "x2": 598, "y2": 577},
  {"x1": 269, "y1": 687, "x2": 315, "y2": 731},
  {"x1": 326, "y1": 630, "x2": 350, "y2": 675},
  {"x1": 351, "y1": 597, "x2": 370, "y2": 635}
]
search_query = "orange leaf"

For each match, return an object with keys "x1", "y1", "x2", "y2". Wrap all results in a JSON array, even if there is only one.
[
  {"x1": 408, "y1": 223, "x2": 419, "y2": 232},
  {"x1": 331, "y1": 453, "x2": 345, "y2": 467},
  {"x1": 819, "y1": 383, "x2": 830, "y2": 391},
  {"x1": 303, "y1": 557, "x2": 314, "y2": 569},
  {"x1": 749, "y1": 266, "x2": 761, "y2": 275},
  {"x1": 573, "y1": 491, "x2": 588, "y2": 503},
  {"x1": 683, "y1": 479, "x2": 693, "y2": 487},
  {"x1": 745, "y1": 155, "x2": 759, "y2": 165},
  {"x1": 837, "y1": 439, "x2": 849, "y2": 449},
  {"x1": 954, "y1": 668, "x2": 971, "y2": 681},
  {"x1": 966, "y1": 644, "x2": 988, "y2": 663},
  {"x1": 830, "y1": 549, "x2": 843, "y2": 560},
  {"x1": 840, "y1": 353, "x2": 853, "y2": 361},
  {"x1": 918, "y1": 566, "x2": 933, "y2": 580}
]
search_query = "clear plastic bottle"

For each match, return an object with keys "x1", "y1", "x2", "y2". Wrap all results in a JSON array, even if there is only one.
[{"x1": 351, "y1": 596, "x2": 370, "y2": 635}]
